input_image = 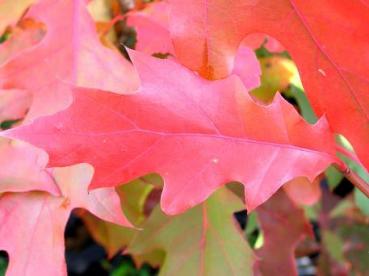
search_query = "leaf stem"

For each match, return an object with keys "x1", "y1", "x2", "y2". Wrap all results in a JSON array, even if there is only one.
[
  {"x1": 334, "y1": 164, "x2": 369, "y2": 198},
  {"x1": 335, "y1": 145, "x2": 363, "y2": 166}
]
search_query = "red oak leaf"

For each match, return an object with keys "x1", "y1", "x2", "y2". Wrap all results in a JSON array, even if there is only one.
[
  {"x1": 254, "y1": 190, "x2": 313, "y2": 276},
  {"x1": 167, "y1": 0, "x2": 369, "y2": 171},
  {"x1": 0, "y1": 0, "x2": 138, "y2": 120},
  {"x1": 0, "y1": 164, "x2": 131, "y2": 276},
  {"x1": 5, "y1": 50, "x2": 339, "y2": 215},
  {"x1": 127, "y1": 1, "x2": 261, "y2": 90},
  {"x1": 0, "y1": 138, "x2": 58, "y2": 195}
]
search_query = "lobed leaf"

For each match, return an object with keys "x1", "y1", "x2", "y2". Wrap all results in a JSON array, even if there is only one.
[{"x1": 5, "y1": 50, "x2": 339, "y2": 214}]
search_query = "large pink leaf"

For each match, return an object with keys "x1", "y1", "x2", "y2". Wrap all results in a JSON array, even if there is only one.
[
  {"x1": 5, "y1": 50, "x2": 339, "y2": 214},
  {"x1": 167, "y1": 0, "x2": 369, "y2": 171},
  {"x1": 0, "y1": 0, "x2": 139, "y2": 120},
  {"x1": 0, "y1": 164, "x2": 131, "y2": 276}
]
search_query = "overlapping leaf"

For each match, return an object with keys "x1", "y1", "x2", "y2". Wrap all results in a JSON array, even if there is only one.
[
  {"x1": 0, "y1": 164, "x2": 131, "y2": 276},
  {"x1": 167, "y1": 0, "x2": 369, "y2": 172},
  {"x1": 0, "y1": 0, "x2": 138, "y2": 120}
]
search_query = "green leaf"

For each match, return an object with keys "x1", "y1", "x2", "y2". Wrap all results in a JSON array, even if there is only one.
[
  {"x1": 338, "y1": 224, "x2": 369, "y2": 274},
  {"x1": 322, "y1": 230, "x2": 345, "y2": 263},
  {"x1": 117, "y1": 174, "x2": 161, "y2": 225},
  {"x1": 0, "y1": 254, "x2": 7, "y2": 276},
  {"x1": 127, "y1": 188, "x2": 254, "y2": 276},
  {"x1": 287, "y1": 85, "x2": 317, "y2": 124},
  {"x1": 354, "y1": 189, "x2": 369, "y2": 216},
  {"x1": 111, "y1": 260, "x2": 153, "y2": 276},
  {"x1": 325, "y1": 165, "x2": 343, "y2": 189}
]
